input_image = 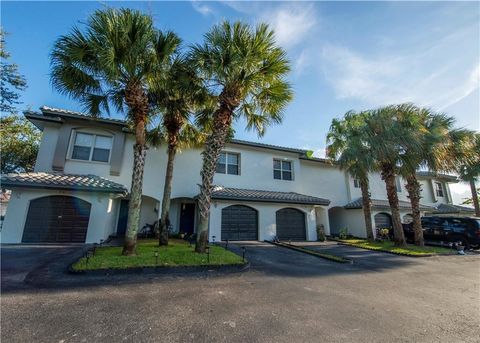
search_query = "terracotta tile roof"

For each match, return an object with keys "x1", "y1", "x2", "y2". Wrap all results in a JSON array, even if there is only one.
[
  {"x1": 1, "y1": 172, "x2": 128, "y2": 194},
  {"x1": 228, "y1": 139, "x2": 308, "y2": 155},
  {"x1": 40, "y1": 106, "x2": 127, "y2": 125},
  {"x1": 432, "y1": 203, "x2": 475, "y2": 214},
  {"x1": 344, "y1": 197, "x2": 433, "y2": 211},
  {"x1": 208, "y1": 186, "x2": 330, "y2": 206}
]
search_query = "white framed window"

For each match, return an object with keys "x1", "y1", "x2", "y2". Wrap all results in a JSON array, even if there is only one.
[
  {"x1": 353, "y1": 178, "x2": 361, "y2": 188},
  {"x1": 395, "y1": 176, "x2": 402, "y2": 193},
  {"x1": 71, "y1": 131, "x2": 113, "y2": 163},
  {"x1": 435, "y1": 182, "x2": 444, "y2": 197},
  {"x1": 216, "y1": 152, "x2": 240, "y2": 175},
  {"x1": 273, "y1": 159, "x2": 293, "y2": 181}
]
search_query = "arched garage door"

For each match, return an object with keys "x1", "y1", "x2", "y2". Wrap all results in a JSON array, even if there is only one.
[
  {"x1": 374, "y1": 212, "x2": 392, "y2": 228},
  {"x1": 276, "y1": 208, "x2": 306, "y2": 241},
  {"x1": 22, "y1": 196, "x2": 91, "y2": 243},
  {"x1": 221, "y1": 205, "x2": 258, "y2": 241}
]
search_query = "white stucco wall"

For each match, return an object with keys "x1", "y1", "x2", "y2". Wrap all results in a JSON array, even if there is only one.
[
  {"x1": 346, "y1": 173, "x2": 452, "y2": 208},
  {"x1": 329, "y1": 207, "x2": 420, "y2": 238},
  {"x1": 34, "y1": 124, "x2": 59, "y2": 172},
  {"x1": 328, "y1": 208, "x2": 366, "y2": 238},
  {"x1": 139, "y1": 196, "x2": 160, "y2": 230},
  {"x1": 298, "y1": 161, "x2": 349, "y2": 207},
  {"x1": 25, "y1": 122, "x2": 462, "y2": 243},
  {"x1": 315, "y1": 206, "x2": 331, "y2": 236},
  {"x1": 0, "y1": 188, "x2": 121, "y2": 244},
  {"x1": 36, "y1": 124, "x2": 458, "y2": 210}
]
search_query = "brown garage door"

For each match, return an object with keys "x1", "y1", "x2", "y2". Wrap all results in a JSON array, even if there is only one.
[
  {"x1": 221, "y1": 205, "x2": 258, "y2": 241},
  {"x1": 22, "y1": 196, "x2": 91, "y2": 243},
  {"x1": 276, "y1": 208, "x2": 306, "y2": 241}
]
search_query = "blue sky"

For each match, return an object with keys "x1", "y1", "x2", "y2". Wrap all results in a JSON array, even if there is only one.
[{"x1": 2, "y1": 1, "x2": 479, "y2": 202}]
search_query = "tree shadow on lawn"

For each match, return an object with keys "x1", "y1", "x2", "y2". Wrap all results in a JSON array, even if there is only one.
[{"x1": 1, "y1": 241, "x2": 443, "y2": 295}]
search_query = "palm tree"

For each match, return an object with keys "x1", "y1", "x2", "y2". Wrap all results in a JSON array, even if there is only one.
[
  {"x1": 364, "y1": 105, "x2": 418, "y2": 247},
  {"x1": 189, "y1": 21, "x2": 293, "y2": 252},
  {"x1": 457, "y1": 133, "x2": 480, "y2": 217},
  {"x1": 50, "y1": 8, "x2": 180, "y2": 255},
  {"x1": 148, "y1": 57, "x2": 210, "y2": 246},
  {"x1": 398, "y1": 105, "x2": 457, "y2": 246},
  {"x1": 327, "y1": 111, "x2": 375, "y2": 241}
]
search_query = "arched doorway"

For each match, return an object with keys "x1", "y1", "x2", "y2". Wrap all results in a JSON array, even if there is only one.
[
  {"x1": 221, "y1": 205, "x2": 258, "y2": 241},
  {"x1": 22, "y1": 196, "x2": 91, "y2": 243},
  {"x1": 374, "y1": 212, "x2": 392, "y2": 229},
  {"x1": 276, "y1": 208, "x2": 306, "y2": 241}
]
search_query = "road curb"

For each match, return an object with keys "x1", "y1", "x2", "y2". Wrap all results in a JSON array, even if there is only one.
[{"x1": 67, "y1": 261, "x2": 250, "y2": 276}]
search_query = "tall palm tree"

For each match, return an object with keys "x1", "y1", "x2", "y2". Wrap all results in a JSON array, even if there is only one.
[
  {"x1": 327, "y1": 111, "x2": 375, "y2": 241},
  {"x1": 148, "y1": 57, "x2": 210, "y2": 246},
  {"x1": 364, "y1": 105, "x2": 420, "y2": 247},
  {"x1": 50, "y1": 8, "x2": 180, "y2": 255},
  {"x1": 457, "y1": 133, "x2": 480, "y2": 217},
  {"x1": 189, "y1": 21, "x2": 293, "y2": 252},
  {"x1": 398, "y1": 105, "x2": 458, "y2": 246}
]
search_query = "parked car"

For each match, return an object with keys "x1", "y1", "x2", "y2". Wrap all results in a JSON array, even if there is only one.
[{"x1": 403, "y1": 216, "x2": 480, "y2": 249}]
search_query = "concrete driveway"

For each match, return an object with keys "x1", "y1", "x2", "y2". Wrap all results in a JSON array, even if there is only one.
[{"x1": 1, "y1": 241, "x2": 479, "y2": 342}]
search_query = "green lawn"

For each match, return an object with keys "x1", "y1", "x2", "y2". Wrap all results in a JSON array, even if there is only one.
[
  {"x1": 338, "y1": 239, "x2": 454, "y2": 256},
  {"x1": 72, "y1": 239, "x2": 245, "y2": 271}
]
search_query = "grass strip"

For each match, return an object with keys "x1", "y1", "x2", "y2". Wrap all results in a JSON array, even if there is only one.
[
  {"x1": 335, "y1": 239, "x2": 454, "y2": 257},
  {"x1": 71, "y1": 239, "x2": 244, "y2": 271},
  {"x1": 267, "y1": 241, "x2": 351, "y2": 263}
]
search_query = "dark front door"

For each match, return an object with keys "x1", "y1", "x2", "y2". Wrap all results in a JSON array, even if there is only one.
[
  {"x1": 221, "y1": 205, "x2": 258, "y2": 241},
  {"x1": 116, "y1": 199, "x2": 129, "y2": 236},
  {"x1": 22, "y1": 196, "x2": 91, "y2": 243},
  {"x1": 179, "y1": 203, "x2": 195, "y2": 234},
  {"x1": 276, "y1": 208, "x2": 306, "y2": 241}
]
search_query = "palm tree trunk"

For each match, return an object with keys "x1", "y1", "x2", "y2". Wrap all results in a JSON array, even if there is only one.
[
  {"x1": 359, "y1": 178, "x2": 374, "y2": 241},
  {"x1": 195, "y1": 106, "x2": 233, "y2": 253},
  {"x1": 381, "y1": 167, "x2": 407, "y2": 247},
  {"x1": 122, "y1": 84, "x2": 148, "y2": 256},
  {"x1": 405, "y1": 174, "x2": 424, "y2": 246},
  {"x1": 123, "y1": 142, "x2": 147, "y2": 255},
  {"x1": 470, "y1": 179, "x2": 480, "y2": 217},
  {"x1": 158, "y1": 142, "x2": 177, "y2": 246}
]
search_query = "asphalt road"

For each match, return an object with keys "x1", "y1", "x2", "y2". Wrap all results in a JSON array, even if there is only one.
[{"x1": 1, "y1": 242, "x2": 479, "y2": 343}]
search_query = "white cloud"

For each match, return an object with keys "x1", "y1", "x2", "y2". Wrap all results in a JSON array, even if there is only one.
[
  {"x1": 191, "y1": 1, "x2": 214, "y2": 16},
  {"x1": 222, "y1": 2, "x2": 317, "y2": 49},
  {"x1": 260, "y1": 4, "x2": 317, "y2": 49},
  {"x1": 441, "y1": 63, "x2": 480, "y2": 109},
  {"x1": 321, "y1": 44, "x2": 480, "y2": 115},
  {"x1": 294, "y1": 49, "x2": 310, "y2": 75}
]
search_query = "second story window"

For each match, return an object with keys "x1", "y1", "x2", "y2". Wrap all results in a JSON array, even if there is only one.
[
  {"x1": 71, "y1": 132, "x2": 113, "y2": 163},
  {"x1": 216, "y1": 152, "x2": 239, "y2": 175},
  {"x1": 395, "y1": 176, "x2": 402, "y2": 193},
  {"x1": 435, "y1": 182, "x2": 444, "y2": 197},
  {"x1": 353, "y1": 178, "x2": 361, "y2": 188},
  {"x1": 274, "y1": 159, "x2": 293, "y2": 181}
]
